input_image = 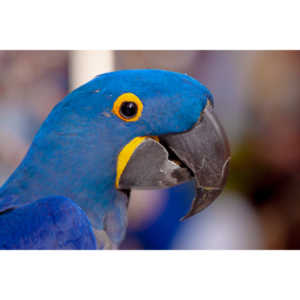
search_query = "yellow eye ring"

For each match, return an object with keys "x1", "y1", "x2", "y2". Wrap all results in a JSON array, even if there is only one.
[{"x1": 112, "y1": 93, "x2": 143, "y2": 122}]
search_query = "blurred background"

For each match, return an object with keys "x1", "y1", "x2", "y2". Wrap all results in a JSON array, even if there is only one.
[{"x1": 0, "y1": 50, "x2": 299, "y2": 249}]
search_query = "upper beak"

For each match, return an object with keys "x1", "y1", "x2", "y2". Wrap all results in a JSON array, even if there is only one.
[{"x1": 117, "y1": 102, "x2": 231, "y2": 220}]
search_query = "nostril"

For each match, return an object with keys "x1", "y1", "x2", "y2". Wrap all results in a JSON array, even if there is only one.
[{"x1": 207, "y1": 93, "x2": 214, "y2": 107}]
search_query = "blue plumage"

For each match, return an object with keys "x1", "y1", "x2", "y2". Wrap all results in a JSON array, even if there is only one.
[
  {"x1": 0, "y1": 196, "x2": 96, "y2": 249},
  {"x1": 0, "y1": 70, "x2": 212, "y2": 249}
]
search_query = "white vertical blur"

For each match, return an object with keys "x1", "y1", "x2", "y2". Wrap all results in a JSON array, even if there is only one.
[
  {"x1": 172, "y1": 192, "x2": 264, "y2": 249},
  {"x1": 69, "y1": 51, "x2": 114, "y2": 90}
]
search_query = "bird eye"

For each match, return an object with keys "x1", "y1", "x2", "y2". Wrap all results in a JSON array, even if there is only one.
[
  {"x1": 112, "y1": 93, "x2": 143, "y2": 122},
  {"x1": 120, "y1": 102, "x2": 138, "y2": 119}
]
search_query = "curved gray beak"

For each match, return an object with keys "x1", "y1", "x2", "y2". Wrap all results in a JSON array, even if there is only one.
[{"x1": 118, "y1": 102, "x2": 231, "y2": 220}]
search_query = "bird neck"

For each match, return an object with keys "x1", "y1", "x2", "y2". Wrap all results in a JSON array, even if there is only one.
[{"x1": 0, "y1": 126, "x2": 130, "y2": 245}]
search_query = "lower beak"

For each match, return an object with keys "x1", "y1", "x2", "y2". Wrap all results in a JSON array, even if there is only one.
[{"x1": 117, "y1": 102, "x2": 231, "y2": 220}]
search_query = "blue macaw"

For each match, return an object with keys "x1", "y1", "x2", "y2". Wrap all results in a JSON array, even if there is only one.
[{"x1": 0, "y1": 70, "x2": 230, "y2": 249}]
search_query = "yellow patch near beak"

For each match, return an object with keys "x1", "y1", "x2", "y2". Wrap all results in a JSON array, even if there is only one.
[{"x1": 116, "y1": 136, "x2": 159, "y2": 188}]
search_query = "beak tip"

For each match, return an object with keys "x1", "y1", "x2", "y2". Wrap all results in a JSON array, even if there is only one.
[{"x1": 179, "y1": 214, "x2": 192, "y2": 222}]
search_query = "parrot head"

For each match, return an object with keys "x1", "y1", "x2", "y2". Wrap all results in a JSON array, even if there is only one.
[
  {"x1": 96, "y1": 70, "x2": 230, "y2": 218},
  {"x1": 1, "y1": 69, "x2": 230, "y2": 246}
]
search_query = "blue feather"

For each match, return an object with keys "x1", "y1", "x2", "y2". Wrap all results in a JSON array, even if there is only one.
[{"x1": 0, "y1": 196, "x2": 97, "y2": 249}]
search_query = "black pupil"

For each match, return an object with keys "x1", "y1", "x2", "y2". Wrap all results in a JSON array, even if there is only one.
[{"x1": 120, "y1": 101, "x2": 138, "y2": 118}]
